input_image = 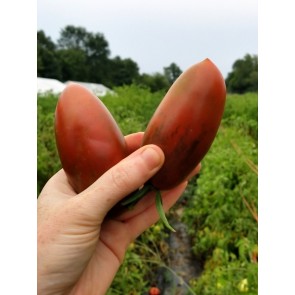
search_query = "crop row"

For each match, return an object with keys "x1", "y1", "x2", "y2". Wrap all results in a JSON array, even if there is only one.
[{"x1": 37, "y1": 86, "x2": 258, "y2": 294}]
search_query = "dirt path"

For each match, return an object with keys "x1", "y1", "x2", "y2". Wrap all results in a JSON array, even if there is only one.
[{"x1": 154, "y1": 208, "x2": 202, "y2": 295}]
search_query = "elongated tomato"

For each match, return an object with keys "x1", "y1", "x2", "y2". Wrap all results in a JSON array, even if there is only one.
[
  {"x1": 142, "y1": 58, "x2": 226, "y2": 190},
  {"x1": 55, "y1": 83, "x2": 128, "y2": 193}
]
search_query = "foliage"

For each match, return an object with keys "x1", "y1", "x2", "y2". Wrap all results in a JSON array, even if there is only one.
[
  {"x1": 226, "y1": 54, "x2": 258, "y2": 94},
  {"x1": 182, "y1": 127, "x2": 258, "y2": 294},
  {"x1": 190, "y1": 255, "x2": 258, "y2": 295},
  {"x1": 135, "y1": 73, "x2": 170, "y2": 93},
  {"x1": 38, "y1": 26, "x2": 257, "y2": 94},
  {"x1": 101, "y1": 85, "x2": 164, "y2": 134},
  {"x1": 134, "y1": 62, "x2": 183, "y2": 93},
  {"x1": 37, "y1": 26, "x2": 138, "y2": 87},
  {"x1": 37, "y1": 26, "x2": 183, "y2": 91},
  {"x1": 57, "y1": 48, "x2": 88, "y2": 82},
  {"x1": 222, "y1": 93, "x2": 258, "y2": 142},
  {"x1": 164, "y1": 63, "x2": 182, "y2": 85},
  {"x1": 37, "y1": 30, "x2": 62, "y2": 79},
  {"x1": 107, "y1": 56, "x2": 140, "y2": 87},
  {"x1": 37, "y1": 95, "x2": 60, "y2": 194},
  {"x1": 57, "y1": 25, "x2": 110, "y2": 56},
  {"x1": 107, "y1": 225, "x2": 169, "y2": 295},
  {"x1": 37, "y1": 86, "x2": 258, "y2": 294},
  {"x1": 182, "y1": 93, "x2": 258, "y2": 294}
]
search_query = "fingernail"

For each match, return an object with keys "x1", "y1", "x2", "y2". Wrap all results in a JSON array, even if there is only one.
[{"x1": 141, "y1": 146, "x2": 163, "y2": 170}]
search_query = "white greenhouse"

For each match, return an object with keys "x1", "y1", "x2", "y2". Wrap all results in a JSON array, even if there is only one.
[
  {"x1": 65, "y1": 81, "x2": 114, "y2": 97},
  {"x1": 37, "y1": 77, "x2": 66, "y2": 95},
  {"x1": 37, "y1": 77, "x2": 114, "y2": 97}
]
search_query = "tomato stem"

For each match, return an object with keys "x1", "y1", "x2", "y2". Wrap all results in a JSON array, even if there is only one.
[
  {"x1": 155, "y1": 190, "x2": 176, "y2": 232},
  {"x1": 120, "y1": 183, "x2": 176, "y2": 232},
  {"x1": 120, "y1": 184, "x2": 153, "y2": 206}
]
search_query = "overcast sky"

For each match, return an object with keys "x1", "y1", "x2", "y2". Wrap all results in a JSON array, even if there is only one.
[{"x1": 37, "y1": 0, "x2": 257, "y2": 78}]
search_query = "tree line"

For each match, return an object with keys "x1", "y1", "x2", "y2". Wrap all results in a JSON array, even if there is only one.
[
  {"x1": 37, "y1": 25, "x2": 257, "y2": 93},
  {"x1": 37, "y1": 25, "x2": 182, "y2": 92}
]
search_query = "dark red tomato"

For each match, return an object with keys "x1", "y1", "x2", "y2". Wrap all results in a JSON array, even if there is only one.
[
  {"x1": 142, "y1": 58, "x2": 226, "y2": 190},
  {"x1": 55, "y1": 83, "x2": 128, "y2": 193}
]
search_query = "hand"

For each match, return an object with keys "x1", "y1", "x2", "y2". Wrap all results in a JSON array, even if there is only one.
[{"x1": 37, "y1": 132, "x2": 201, "y2": 295}]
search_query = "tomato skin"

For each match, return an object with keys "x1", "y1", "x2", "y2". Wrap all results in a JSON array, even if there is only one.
[
  {"x1": 142, "y1": 58, "x2": 226, "y2": 190},
  {"x1": 149, "y1": 287, "x2": 161, "y2": 295},
  {"x1": 55, "y1": 83, "x2": 127, "y2": 193}
]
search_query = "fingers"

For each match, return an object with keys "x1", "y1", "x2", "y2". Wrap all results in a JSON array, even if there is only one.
[
  {"x1": 126, "y1": 182, "x2": 188, "y2": 240},
  {"x1": 39, "y1": 169, "x2": 76, "y2": 202},
  {"x1": 97, "y1": 182, "x2": 188, "y2": 273},
  {"x1": 75, "y1": 145, "x2": 165, "y2": 220},
  {"x1": 113, "y1": 162, "x2": 202, "y2": 221},
  {"x1": 186, "y1": 162, "x2": 202, "y2": 180},
  {"x1": 125, "y1": 132, "x2": 144, "y2": 154},
  {"x1": 42, "y1": 132, "x2": 145, "y2": 200},
  {"x1": 112, "y1": 190, "x2": 156, "y2": 221}
]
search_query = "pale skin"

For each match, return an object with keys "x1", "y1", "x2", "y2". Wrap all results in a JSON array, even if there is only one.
[{"x1": 37, "y1": 132, "x2": 201, "y2": 295}]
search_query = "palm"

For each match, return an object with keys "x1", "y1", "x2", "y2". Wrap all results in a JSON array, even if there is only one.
[{"x1": 38, "y1": 132, "x2": 200, "y2": 295}]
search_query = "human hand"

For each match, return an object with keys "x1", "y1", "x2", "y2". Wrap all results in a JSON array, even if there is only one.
[{"x1": 37, "y1": 132, "x2": 201, "y2": 295}]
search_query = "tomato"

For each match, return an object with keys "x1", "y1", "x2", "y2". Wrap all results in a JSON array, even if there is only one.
[
  {"x1": 149, "y1": 287, "x2": 161, "y2": 295},
  {"x1": 54, "y1": 83, "x2": 128, "y2": 193},
  {"x1": 142, "y1": 58, "x2": 226, "y2": 190}
]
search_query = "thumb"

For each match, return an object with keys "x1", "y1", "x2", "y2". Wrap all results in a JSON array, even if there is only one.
[{"x1": 75, "y1": 145, "x2": 165, "y2": 219}]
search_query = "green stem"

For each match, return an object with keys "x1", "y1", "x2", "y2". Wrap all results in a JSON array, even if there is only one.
[
  {"x1": 120, "y1": 184, "x2": 153, "y2": 206},
  {"x1": 155, "y1": 190, "x2": 176, "y2": 232},
  {"x1": 120, "y1": 183, "x2": 176, "y2": 232}
]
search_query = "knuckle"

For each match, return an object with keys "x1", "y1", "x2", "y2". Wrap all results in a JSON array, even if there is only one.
[{"x1": 110, "y1": 166, "x2": 130, "y2": 191}]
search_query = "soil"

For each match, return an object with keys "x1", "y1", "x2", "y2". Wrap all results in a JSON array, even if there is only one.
[{"x1": 154, "y1": 207, "x2": 203, "y2": 295}]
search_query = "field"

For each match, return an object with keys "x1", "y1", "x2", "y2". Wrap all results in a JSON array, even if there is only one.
[{"x1": 37, "y1": 86, "x2": 258, "y2": 294}]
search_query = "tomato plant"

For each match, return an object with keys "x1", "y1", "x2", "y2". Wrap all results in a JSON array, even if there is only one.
[
  {"x1": 54, "y1": 83, "x2": 128, "y2": 193},
  {"x1": 38, "y1": 88, "x2": 258, "y2": 294}
]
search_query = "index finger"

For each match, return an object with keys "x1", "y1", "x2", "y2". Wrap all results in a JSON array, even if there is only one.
[{"x1": 125, "y1": 132, "x2": 144, "y2": 155}]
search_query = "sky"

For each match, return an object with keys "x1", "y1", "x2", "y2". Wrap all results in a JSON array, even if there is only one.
[{"x1": 37, "y1": 0, "x2": 257, "y2": 78}]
